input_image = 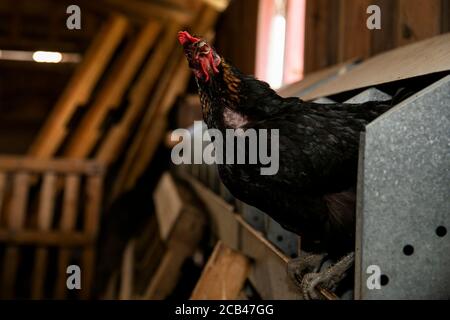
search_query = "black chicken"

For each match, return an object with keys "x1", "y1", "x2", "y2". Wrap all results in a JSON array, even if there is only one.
[{"x1": 178, "y1": 31, "x2": 392, "y2": 299}]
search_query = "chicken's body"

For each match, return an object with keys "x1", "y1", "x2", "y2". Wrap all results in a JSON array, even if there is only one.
[
  {"x1": 178, "y1": 31, "x2": 392, "y2": 298},
  {"x1": 196, "y1": 61, "x2": 391, "y2": 257}
]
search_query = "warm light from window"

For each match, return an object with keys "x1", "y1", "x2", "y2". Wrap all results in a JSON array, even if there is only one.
[
  {"x1": 32, "y1": 51, "x2": 63, "y2": 63},
  {"x1": 266, "y1": 14, "x2": 286, "y2": 89}
]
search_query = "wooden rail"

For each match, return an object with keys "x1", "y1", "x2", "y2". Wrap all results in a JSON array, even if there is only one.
[{"x1": 0, "y1": 156, "x2": 104, "y2": 299}]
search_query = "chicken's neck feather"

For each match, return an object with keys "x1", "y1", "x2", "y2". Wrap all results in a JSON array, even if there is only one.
[{"x1": 195, "y1": 60, "x2": 297, "y2": 130}]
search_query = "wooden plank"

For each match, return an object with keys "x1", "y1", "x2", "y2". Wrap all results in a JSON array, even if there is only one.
[
  {"x1": 277, "y1": 59, "x2": 358, "y2": 98},
  {"x1": 337, "y1": 0, "x2": 372, "y2": 62},
  {"x1": 301, "y1": 33, "x2": 450, "y2": 100},
  {"x1": 0, "y1": 230, "x2": 92, "y2": 246},
  {"x1": 119, "y1": 240, "x2": 135, "y2": 300},
  {"x1": 190, "y1": 241, "x2": 250, "y2": 300},
  {"x1": 0, "y1": 156, "x2": 104, "y2": 175},
  {"x1": 154, "y1": 173, "x2": 183, "y2": 241},
  {"x1": 183, "y1": 174, "x2": 302, "y2": 299},
  {"x1": 132, "y1": 216, "x2": 166, "y2": 295},
  {"x1": 31, "y1": 173, "x2": 57, "y2": 299},
  {"x1": 185, "y1": 175, "x2": 239, "y2": 250},
  {"x1": 396, "y1": 0, "x2": 442, "y2": 46},
  {"x1": 1, "y1": 172, "x2": 30, "y2": 299},
  {"x1": 29, "y1": 15, "x2": 128, "y2": 158},
  {"x1": 95, "y1": 23, "x2": 180, "y2": 165},
  {"x1": 64, "y1": 21, "x2": 161, "y2": 159},
  {"x1": 54, "y1": 174, "x2": 80, "y2": 299},
  {"x1": 237, "y1": 216, "x2": 301, "y2": 300},
  {"x1": 141, "y1": 206, "x2": 205, "y2": 299}
]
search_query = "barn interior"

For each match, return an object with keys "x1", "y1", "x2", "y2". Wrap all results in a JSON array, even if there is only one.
[{"x1": 0, "y1": 0, "x2": 449, "y2": 300}]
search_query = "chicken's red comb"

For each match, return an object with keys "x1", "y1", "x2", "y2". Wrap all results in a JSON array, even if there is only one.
[{"x1": 178, "y1": 31, "x2": 200, "y2": 45}]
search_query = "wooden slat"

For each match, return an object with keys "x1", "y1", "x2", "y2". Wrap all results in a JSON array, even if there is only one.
[
  {"x1": 191, "y1": 241, "x2": 250, "y2": 300},
  {"x1": 119, "y1": 240, "x2": 135, "y2": 300},
  {"x1": 277, "y1": 59, "x2": 358, "y2": 98},
  {"x1": 0, "y1": 156, "x2": 104, "y2": 175},
  {"x1": 31, "y1": 173, "x2": 57, "y2": 299},
  {"x1": 95, "y1": 23, "x2": 180, "y2": 165},
  {"x1": 64, "y1": 21, "x2": 161, "y2": 159},
  {"x1": 1, "y1": 172, "x2": 30, "y2": 299},
  {"x1": 80, "y1": 175, "x2": 103, "y2": 299},
  {"x1": 54, "y1": 174, "x2": 80, "y2": 299},
  {"x1": 29, "y1": 15, "x2": 128, "y2": 158},
  {"x1": 0, "y1": 230, "x2": 92, "y2": 246},
  {"x1": 301, "y1": 33, "x2": 450, "y2": 100}
]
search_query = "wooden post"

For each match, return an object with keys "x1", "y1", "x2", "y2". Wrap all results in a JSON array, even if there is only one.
[
  {"x1": 31, "y1": 173, "x2": 57, "y2": 299},
  {"x1": 1, "y1": 172, "x2": 30, "y2": 299},
  {"x1": 54, "y1": 174, "x2": 81, "y2": 299}
]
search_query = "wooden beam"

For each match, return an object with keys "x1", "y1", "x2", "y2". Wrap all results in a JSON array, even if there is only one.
[
  {"x1": 29, "y1": 15, "x2": 128, "y2": 158},
  {"x1": 102, "y1": 0, "x2": 195, "y2": 24},
  {"x1": 191, "y1": 241, "x2": 250, "y2": 300},
  {"x1": 0, "y1": 230, "x2": 93, "y2": 246},
  {"x1": 64, "y1": 21, "x2": 161, "y2": 159},
  {"x1": 0, "y1": 156, "x2": 104, "y2": 175},
  {"x1": 111, "y1": 5, "x2": 220, "y2": 200},
  {"x1": 95, "y1": 23, "x2": 180, "y2": 165}
]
